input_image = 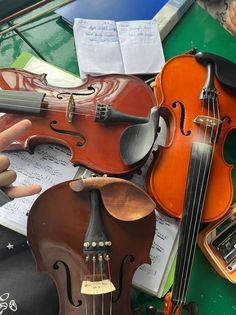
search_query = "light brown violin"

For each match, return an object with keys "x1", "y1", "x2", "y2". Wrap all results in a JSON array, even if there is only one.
[{"x1": 27, "y1": 176, "x2": 156, "y2": 315}]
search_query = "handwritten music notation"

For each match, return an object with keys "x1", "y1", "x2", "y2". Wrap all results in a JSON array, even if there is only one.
[
  {"x1": 73, "y1": 18, "x2": 165, "y2": 79},
  {"x1": 0, "y1": 144, "x2": 79, "y2": 235}
]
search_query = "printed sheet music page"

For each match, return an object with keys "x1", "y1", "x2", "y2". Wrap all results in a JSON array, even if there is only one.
[{"x1": 0, "y1": 145, "x2": 78, "y2": 235}]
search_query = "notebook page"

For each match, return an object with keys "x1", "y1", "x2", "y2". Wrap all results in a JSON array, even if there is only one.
[
  {"x1": 73, "y1": 18, "x2": 124, "y2": 78},
  {"x1": 116, "y1": 20, "x2": 165, "y2": 74}
]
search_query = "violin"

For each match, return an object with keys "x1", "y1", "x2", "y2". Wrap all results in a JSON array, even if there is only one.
[
  {"x1": 0, "y1": 68, "x2": 158, "y2": 175},
  {"x1": 146, "y1": 51, "x2": 236, "y2": 314},
  {"x1": 27, "y1": 176, "x2": 156, "y2": 315}
]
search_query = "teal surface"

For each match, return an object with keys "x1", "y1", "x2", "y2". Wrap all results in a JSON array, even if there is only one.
[
  {"x1": 163, "y1": 4, "x2": 236, "y2": 63},
  {"x1": 0, "y1": 0, "x2": 79, "y2": 73},
  {"x1": 0, "y1": 2, "x2": 236, "y2": 314}
]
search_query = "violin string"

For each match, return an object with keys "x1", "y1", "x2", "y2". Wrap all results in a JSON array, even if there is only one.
[
  {"x1": 172, "y1": 94, "x2": 206, "y2": 312},
  {"x1": 0, "y1": 92, "x2": 97, "y2": 105},
  {"x1": 0, "y1": 101, "x2": 97, "y2": 118},
  {"x1": 106, "y1": 258, "x2": 113, "y2": 315},
  {"x1": 93, "y1": 256, "x2": 96, "y2": 315},
  {"x1": 176, "y1": 94, "x2": 215, "y2": 310},
  {"x1": 85, "y1": 292, "x2": 88, "y2": 315},
  {"x1": 173, "y1": 69, "x2": 219, "y2": 311},
  {"x1": 178, "y1": 94, "x2": 218, "y2": 307},
  {"x1": 178, "y1": 98, "x2": 211, "y2": 305},
  {"x1": 85, "y1": 274, "x2": 88, "y2": 315},
  {"x1": 99, "y1": 257, "x2": 104, "y2": 315},
  {"x1": 182, "y1": 85, "x2": 219, "y2": 299}
]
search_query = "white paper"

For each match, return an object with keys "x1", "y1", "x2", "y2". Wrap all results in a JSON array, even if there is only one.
[
  {"x1": 132, "y1": 210, "x2": 179, "y2": 297},
  {"x1": 24, "y1": 56, "x2": 83, "y2": 87},
  {"x1": 0, "y1": 145, "x2": 79, "y2": 235},
  {"x1": 116, "y1": 20, "x2": 165, "y2": 74},
  {"x1": 73, "y1": 18, "x2": 165, "y2": 78},
  {"x1": 73, "y1": 19, "x2": 124, "y2": 79}
]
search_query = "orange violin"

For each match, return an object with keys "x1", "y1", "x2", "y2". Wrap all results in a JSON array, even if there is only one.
[
  {"x1": 146, "y1": 51, "x2": 236, "y2": 314},
  {"x1": 0, "y1": 68, "x2": 158, "y2": 175}
]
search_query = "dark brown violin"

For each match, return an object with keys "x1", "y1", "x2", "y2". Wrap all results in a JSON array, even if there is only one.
[
  {"x1": 0, "y1": 68, "x2": 158, "y2": 175},
  {"x1": 27, "y1": 176, "x2": 156, "y2": 315},
  {"x1": 146, "y1": 52, "x2": 236, "y2": 314}
]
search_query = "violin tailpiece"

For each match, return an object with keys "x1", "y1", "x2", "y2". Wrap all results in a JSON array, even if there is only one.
[{"x1": 95, "y1": 104, "x2": 149, "y2": 124}]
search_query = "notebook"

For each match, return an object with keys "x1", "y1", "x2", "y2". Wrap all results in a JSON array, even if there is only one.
[
  {"x1": 73, "y1": 19, "x2": 165, "y2": 79},
  {"x1": 56, "y1": 0, "x2": 168, "y2": 24},
  {"x1": 55, "y1": 0, "x2": 195, "y2": 40}
]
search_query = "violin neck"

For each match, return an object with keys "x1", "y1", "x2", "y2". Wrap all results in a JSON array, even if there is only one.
[
  {"x1": 0, "y1": 90, "x2": 45, "y2": 114},
  {"x1": 171, "y1": 142, "x2": 213, "y2": 311}
]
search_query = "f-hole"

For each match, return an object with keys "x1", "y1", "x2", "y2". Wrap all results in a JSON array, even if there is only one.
[
  {"x1": 172, "y1": 101, "x2": 191, "y2": 136},
  {"x1": 50, "y1": 120, "x2": 86, "y2": 147},
  {"x1": 53, "y1": 260, "x2": 82, "y2": 308},
  {"x1": 211, "y1": 115, "x2": 231, "y2": 144}
]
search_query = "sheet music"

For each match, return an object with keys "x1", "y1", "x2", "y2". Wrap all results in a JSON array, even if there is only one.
[
  {"x1": 0, "y1": 145, "x2": 79, "y2": 235},
  {"x1": 132, "y1": 210, "x2": 179, "y2": 296}
]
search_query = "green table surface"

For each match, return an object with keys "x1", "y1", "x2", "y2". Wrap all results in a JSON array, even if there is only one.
[{"x1": 0, "y1": 2, "x2": 236, "y2": 314}]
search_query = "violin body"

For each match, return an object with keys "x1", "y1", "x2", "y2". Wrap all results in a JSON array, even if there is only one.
[
  {"x1": 147, "y1": 53, "x2": 236, "y2": 222},
  {"x1": 27, "y1": 177, "x2": 156, "y2": 315},
  {"x1": 145, "y1": 51, "x2": 236, "y2": 315},
  {"x1": 0, "y1": 68, "x2": 157, "y2": 174}
]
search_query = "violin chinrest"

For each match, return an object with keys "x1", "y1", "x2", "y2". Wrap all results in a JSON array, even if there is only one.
[
  {"x1": 195, "y1": 52, "x2": 236, "y2": 88},
  {"x1": 120, "y1": 107, "x2": 159, "y2": 165},
  {"x1": 69, "y1": 176, "x2": 156, "y2": 221}
]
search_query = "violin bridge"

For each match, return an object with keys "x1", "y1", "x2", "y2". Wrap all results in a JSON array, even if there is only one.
[
  {"x1": 81, "y1": 279, "x2": 116, "y2": 295},
  {"x1": 66, "y1": 94, "x2": 75, "y2": 123},
  {"x1": 194, "y1": 115, "x2": 222, "y2": 127}
]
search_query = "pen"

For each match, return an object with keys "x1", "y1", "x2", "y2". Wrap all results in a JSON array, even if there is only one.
[{"x1": 0, "y1": 0, "x2": 73, "y2": 36}]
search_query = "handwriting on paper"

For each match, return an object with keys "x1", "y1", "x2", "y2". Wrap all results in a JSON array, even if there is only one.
[{"x1": 73, "y1": 18, "x2": 165, "y2": 78}]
